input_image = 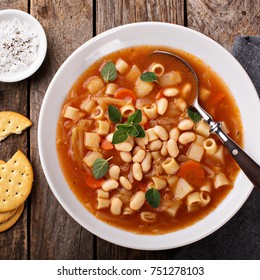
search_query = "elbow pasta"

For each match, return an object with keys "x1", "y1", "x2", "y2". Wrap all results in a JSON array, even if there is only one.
[
  {"x1": 57, "y1": 46, "x2": 242, "y2": 234},
  {"x1": 148, "y1": 63, "x2": 165, "y2": 77},
  {"x1": 203, "y1": 138, "x2": 218, "y2": 155},
  {"x1": 143, "y1": 103, "x2": 158, "y2": 119},
  {"x1": 120, "y1": 104, "x2": 135, "y2": 118}
]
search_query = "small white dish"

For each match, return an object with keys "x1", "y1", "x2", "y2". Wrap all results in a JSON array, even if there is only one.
[
  {"x1": 0, "y1": 9, "x2": 47, "y2": 83},
  {"x1": 39, "y1": 22, "x2": 260, "y2": 250}
]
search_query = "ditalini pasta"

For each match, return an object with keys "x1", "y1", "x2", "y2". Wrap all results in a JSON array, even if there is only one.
[{"x1": 57, "y1": 46, "x2": 243, "y2": 234}]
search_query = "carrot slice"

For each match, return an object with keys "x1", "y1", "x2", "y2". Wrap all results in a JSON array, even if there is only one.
[
  {"x1": 86, "y1": 173, "x2": 105, "y2": 189},
  {"x1": 115, "y1": 88, "x2": 137, "y2": 102},
  {"x1": 177, "y1": 160, "x2": 205, "y2": 187},
  {"x1": 101, "y1": 139, "x2": 114, "y2": 150}
]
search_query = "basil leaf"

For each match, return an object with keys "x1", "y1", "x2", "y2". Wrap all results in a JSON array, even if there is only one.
[
  {"x1": 127, "y1": 109, "x2": 142, "y2": 124},
  {"x1": 140, "y1": 72, "x2": 158, "y2": 83},
  {"x1": 145, "y1": 188, "x2": 161, "y2": 208},
  {"x1": 112, "y1": 129, "x2": 128, "y2": 144},
  {"x1": 188, "y1": 106, "x2": 202, "y2": 123},
  {"x1": 101, "y1": 61, "x2": 117, "y2": 83},
  {"x1": 127, "y1": 125, "x2": 139, "y2": 137},
  {"x1": 92, "y1": 158, "x2": 109, "y2": 179},
  {"x1": 108, "y1": 105, "x2": 122, "y2": 124},
  {"x1": 134, "y1": 124, "x2": 145, "y2": 138}
]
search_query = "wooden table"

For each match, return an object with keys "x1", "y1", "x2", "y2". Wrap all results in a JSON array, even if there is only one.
[{"x1": 0, "y1": 0, "x2": 259, "y2": 260}]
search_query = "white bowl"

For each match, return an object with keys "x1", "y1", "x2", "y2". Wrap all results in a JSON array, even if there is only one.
[
  {"x1": 0, "y1": 9, "x2": 47, "y2": 82},
  {"x1": 38, "y1": 22, "x2": 260, "y2": 250}
]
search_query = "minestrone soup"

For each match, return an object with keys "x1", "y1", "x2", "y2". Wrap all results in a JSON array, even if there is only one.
[{"x1": 56, "y1": 46, "x2": 242, "y2": 234}]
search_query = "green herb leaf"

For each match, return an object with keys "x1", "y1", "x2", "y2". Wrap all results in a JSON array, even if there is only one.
[
  {"x1": 134, "y1": 124, "x2": 145, "y2": 138},
  {"x1": 127, "y1": 109, "x2": 142, "y2": 124},
  {"x1": 188, "y1": 106, "x2": 202, "y2": 123},
  {"x1": 112, "y1": 129, "x2": 128, "y2": 144},
  {"x1": 127, "y1": 125, "x2": 139, "y2": 137},
  {"x1": 92, "y1": 158, "x2": 111, "y2": 179},
  {"x1": 101, "y1": 61, "x2": 117, "y2": 83},
  {"x1": 116, "y1": 123, "x2": 132, "y2": 131},
  {"x1": 108, "y1": 105, "x2": 122, "y2": 124},
  {"x1": 145, "y1": 188, "x2": 161, "y2": 208},
  {"x1": 140, "y1": 72, "x2": 158, "y2": 83}
]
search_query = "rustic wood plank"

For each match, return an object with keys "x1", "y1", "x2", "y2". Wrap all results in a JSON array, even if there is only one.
[
  {"x1": 96, "y1": 0, "x2": 184, "y2": 34},
  {"x1": 95, "y1": 0, "x2": 185, "y2": 259},
  {"x1": 187, "y1": 0, "x2": 260, "y2": 51},
  {"x1": 0, "y1": 0, "x2": 29, "y2": 260},
  {"x1": 29, "y1": 0, "x2": 94, "y2": 259}
]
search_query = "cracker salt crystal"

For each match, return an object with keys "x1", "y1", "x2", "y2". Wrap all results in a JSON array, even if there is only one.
[
  {"x1": 0, "y1": 150, "x2": 33, "y2": 212},
  {"x1": 0, "y1": 203, "x2": 24, "y2": 232},
  {"x1": 0, "y1": 111, "x2": 32, "y2": 141}
]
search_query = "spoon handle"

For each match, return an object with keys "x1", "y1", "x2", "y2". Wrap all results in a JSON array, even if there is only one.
[{"x1": 212, "y1": 122, "x2": 260, "y2": 190}]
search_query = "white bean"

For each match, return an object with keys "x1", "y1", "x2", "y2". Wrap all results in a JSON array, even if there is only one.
[
  {"x1": 132, "y1": 149, "x2": 146, "y2": 163},
  {"x1": 115, "y1": 142, "x2": 133, "y2": 152},
  {"x1": 119, "y1": 176, "x2": 132, "y2": 190},
  {"x1": 132, "y1": 162, "x2": 143, "y2": 181},
  {"x1": 182, "y1": 83, "x2": 192, "y2": 97},
  {"x1": 175, "y1": 98, "x2": 187, "y2": 112},
  {"x1": 167, "y1": 138, "x2": 179, "y2": 158},
  {"x1": 178, "y1": 119, "x2": 194, "y2": 130},
  {"x1": 169, "y1": 127, "x2": 180, "y2": 141},
  {"x1": 120, "y1": 151, "x2": 132, "y2": 163},
  {"x1": 102, "y1": 179, "x2": 119, "y2": 192},
  {"x1": 105, "y1": 133, "x2": 114, "y2": 143},
  {"x1": 151, "y1": 151, "x2": 161, "y2": 160},
  {"x1": 141, "y1": 152, "x2": 152, "y2": 172},
  {"x1": 109, "y1": 165, "x2": 120, "y2": 180},
  {"x1": 160, "y1": 141, "x2": 168, "y2": 156},
  {"x1": 146, "y1": 128, "x2": 158, "y2": 142},
  {"x1": 133, "y1": 145, "x2": 142, "y2": 155},
  {"x1": 110, "y1": 197, "x2": 123, "y2": 215},
  {"x1": 163, "y1": 87, "x2": 179, "y2": 97},
  {"x1": 179, "y1": 132, "x2": 196, "y2": 144},
  {"x1": 154, "y1": 125, "x2": 169, "y2": 140},
  {"x1": 130, "y1": 191, "x2": 146, "y2": 211},
  {"x1": 156, "y1": 98, "x2": 168, "y2": 115},
  {"x1": 148, "y1": 139, "x2": 162, "y2": 151},
  {"x1": 135, "y1": 132, "x2": 148, "y2": 148}
]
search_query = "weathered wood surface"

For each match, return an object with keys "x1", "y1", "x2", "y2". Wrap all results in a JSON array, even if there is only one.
[
  {"x1": 0, "y1": 0, "x2": 259, "y2": 260},
  {"x1": 187, "y1": 0, "x2": 260, "y2": 51}
]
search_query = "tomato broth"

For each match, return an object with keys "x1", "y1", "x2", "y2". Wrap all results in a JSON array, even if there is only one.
[{"x1": 56, "y1": 46, "x2": 242, "y2": 234}]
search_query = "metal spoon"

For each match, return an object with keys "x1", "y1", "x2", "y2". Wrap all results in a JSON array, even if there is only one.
[{"x1": 151, "y1": 50, "x2": 260, "y2": 190}]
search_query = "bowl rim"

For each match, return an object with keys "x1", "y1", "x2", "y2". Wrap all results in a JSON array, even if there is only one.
[
  {"x1": 38, "y1": 22, "x2": 259, "y2": 250},
  {"x1": 0, "y1": 9, "x2": 47, "y2": 82}
]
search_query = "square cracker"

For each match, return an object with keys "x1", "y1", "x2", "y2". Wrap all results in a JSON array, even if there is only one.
[
  {"x1": 0, "y1": 150, "x2": 33, "y2": 212},
  {"x1": 0, "y1": 111, "x2": 32, "y2": 141}
]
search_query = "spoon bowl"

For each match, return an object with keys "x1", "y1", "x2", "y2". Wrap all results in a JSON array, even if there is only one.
[{"x1": 151, "y1": 50, "x2": 260, "y2": 190}]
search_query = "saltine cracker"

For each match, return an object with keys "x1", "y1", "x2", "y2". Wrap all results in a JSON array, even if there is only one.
[
  {"x1": 0, "y1": 203, "x2": 24, "y2": 232},
  {"x1": 0, "y1": 111, "x2": 32, "y2": 141},
  {"x1": 0, "y1": 150, "x2": 33, "y2": 212}
]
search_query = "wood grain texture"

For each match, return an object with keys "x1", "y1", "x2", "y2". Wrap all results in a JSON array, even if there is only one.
[
  {"x1": 187, "y1": 0, "x2": 260, "y2": 51},
  {"x1": 0, "y1": 0, "x2": 259, "y2": 260},
  {"x1": 95, "y1": 0, "x2": 184, "y2": 259},
  {"x1": 96, "y1": 0, "x2": 184, "y2": 34},
  {"x1": 0, "y1": 0, "x2": 29, "y2": 260},
  {"x1": 29, "y1": 0, "x2": 94, "y2": 259}
]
